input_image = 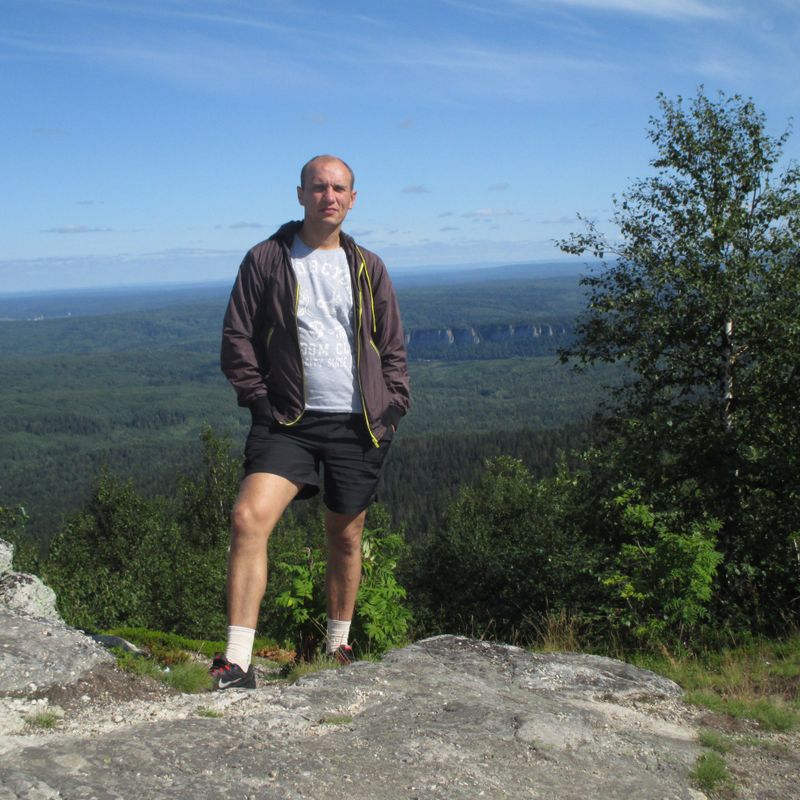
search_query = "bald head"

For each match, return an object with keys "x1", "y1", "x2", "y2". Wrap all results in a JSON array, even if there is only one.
[{"x1": 300, "y1": 155, "x2": 355, "y2": 191}]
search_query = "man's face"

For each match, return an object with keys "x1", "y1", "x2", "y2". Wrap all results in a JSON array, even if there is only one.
[{"x1": 297, "y1": 158, "x2": 356, "y2": 229}]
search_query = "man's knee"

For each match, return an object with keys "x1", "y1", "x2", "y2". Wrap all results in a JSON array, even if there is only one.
[
  {"x1": 326, "y1": 510, "x2": 367, "y2": 554},
  {"x1": 230, "y1": 472, "x2": 301, "y2": 543},
  {"x1": 230, "y1": 500, "x2": 271, "y2": 541}
]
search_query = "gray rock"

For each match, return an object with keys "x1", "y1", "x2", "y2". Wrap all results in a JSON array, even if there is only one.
[
  {"x1": 90, "y1": 634, "x2": 145, "y2": 655},
  {"x1": 0, "y1": 573, "x2": 62, "y2": 624},
  {"x1": 0, "y1": 538, "x2": 62, "y2": 625},
  {"x1": 0, "y1": 632, "x2": 704, "y2": 799},
  {"x1": 0, "y1": 608, "x2": 112, "y2": 695},
  {"x1": 0, "y1": 539, "x2": 12, "y2": 575}
]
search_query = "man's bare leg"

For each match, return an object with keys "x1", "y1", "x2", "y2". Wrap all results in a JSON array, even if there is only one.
[
  {"x1": 226, "y1": 472, "x2": 302, "y2": 629},
  {"x1": 324, "y1": 508, "x2": 367, "y2": 658},
  {"x1": 211, "y1": 473, "x2": 301, "y2": 687}
]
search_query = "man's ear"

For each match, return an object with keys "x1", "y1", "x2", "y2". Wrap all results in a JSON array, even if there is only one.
[{"x1": 296, "y1": 186, "x2": 305, "y2": 207}]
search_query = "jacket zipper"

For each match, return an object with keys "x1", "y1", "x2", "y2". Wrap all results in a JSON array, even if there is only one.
[
  {"x1": 283, "y1": 255, "x2": 305, "y2": 426},
  {"x1": 355, "y1": 249, "x2": 380, "y2": 448}
]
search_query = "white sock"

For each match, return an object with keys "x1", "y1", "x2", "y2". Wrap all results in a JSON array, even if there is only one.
[
  {"x1": 326, "y1": 618, "x2": 351, "y2": 654},
  {"x1": 225, "y1": 625, "x2": 255, "y2": 671}
]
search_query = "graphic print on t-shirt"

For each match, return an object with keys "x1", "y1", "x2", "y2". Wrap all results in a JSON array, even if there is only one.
[{"x1": 291, "y1": 238, "x2": 361, "y2": 412}]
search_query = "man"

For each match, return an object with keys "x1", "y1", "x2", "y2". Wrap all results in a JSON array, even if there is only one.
[{"x1": 212, "y1": 155, "x2": 410, "y2": 689}]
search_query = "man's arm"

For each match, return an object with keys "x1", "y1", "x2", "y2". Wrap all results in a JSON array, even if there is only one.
[
  {"x1": 220, "y1": 251, "x2": 272, "y2": 418},
  {"x1": 369, "y1": 257, "x2": 410, "y2": 429}
]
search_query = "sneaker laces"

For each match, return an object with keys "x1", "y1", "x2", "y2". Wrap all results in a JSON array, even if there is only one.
[{"x1": 210, "y1": 655, "x2": 232, "y2": 676}]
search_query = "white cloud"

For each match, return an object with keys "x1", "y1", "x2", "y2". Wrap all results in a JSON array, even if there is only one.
[
  {"x1": 537, "y1": 215, "x2": 576, "y2": 224},
  {"x1": 508, "y1": 0, "x2": 731, "y2": 20},
  {"x1": 42, "y1": 225, "x2": 112, "y2": 234},
  {"x1": 462, "y1": 208, "x2": 515, "y2": 218},
  {"x1": 403, "y1": 185, "x2": 431, "y2": 194},
  {"x1": 0, "y1": 31, "x2": 325, "y2": 95}
]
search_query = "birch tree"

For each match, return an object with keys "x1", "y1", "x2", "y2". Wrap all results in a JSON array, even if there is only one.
[{"x1": 559, "y1": 89, "x2": 800, "y2": 625}]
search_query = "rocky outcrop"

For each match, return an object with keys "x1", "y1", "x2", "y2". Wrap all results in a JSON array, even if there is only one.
[
  {"x1": 405, "y1": 322, "x2": 570, "y2": 348},
  {"x1": 0, "y1": 540, "x2": 12, "y2": 573},
  {"x1": 0, "y1": 604, "x2": 712, "y2": 799},
  {"x1": 405, "y1": 322, "x2": 572, "y2": 358},
  {"x1": 0, "y1": 608, "x2": 113, "y2": 700},
  {"x1": 0, "y1": 539, "x2": 61, "y2": 624},
  {"x1": 2, "y1": 565, "x2": 797, "y2": 798}
]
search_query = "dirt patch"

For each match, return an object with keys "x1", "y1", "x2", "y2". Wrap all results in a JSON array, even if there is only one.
[
  {"x1": 35, "y1": 662, "x2": 176, "y2": 713},
  {"x1": 697, "y1": 710, "x2": 755, "y2": 734},
  {"x1": 724, "y1": 730, "x2": 800, "y2": 799}
]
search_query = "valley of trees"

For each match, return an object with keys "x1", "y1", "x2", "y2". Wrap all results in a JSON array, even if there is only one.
[{"x1": 2, "y1": 89, "x2": 798, "y2": 659}]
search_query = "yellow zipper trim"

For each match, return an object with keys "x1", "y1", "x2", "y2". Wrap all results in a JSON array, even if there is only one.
[
  {"x1": 283, "y1": 268, "x2": 305, "y2": 427},
  {"x1": 356, "y1": 246, "x2": 377, "y2": 333},
  {"x1": 355, "y1": 250, "x2": 379, "y2": 448}
]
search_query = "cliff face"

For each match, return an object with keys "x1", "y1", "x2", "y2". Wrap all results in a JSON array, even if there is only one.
[{"x1": 405, "y1": 322, "x2": 572, "y2": 356}]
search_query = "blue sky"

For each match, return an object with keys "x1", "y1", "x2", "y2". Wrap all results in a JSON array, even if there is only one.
[{"x1": 1, "y1": 0, "x2": 798, "y2": 292}]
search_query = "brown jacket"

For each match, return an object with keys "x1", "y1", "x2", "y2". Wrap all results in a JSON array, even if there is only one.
[{"x1": 221, "y1": 221, "x2": 410, "y2": 445}]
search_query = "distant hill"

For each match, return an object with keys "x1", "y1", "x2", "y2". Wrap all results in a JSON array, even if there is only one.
[
  {"x1": 0, "y1": 282, "x2": 233, "y2": 322},
  {"x1": 0, "y1": 259, "x2": 592, "y2": 321},
  {"x1": 391, "y1": 259, "x2": 586, "y2": 287},
  {"x1": 0, "y1": 264, "x2": 613, "y2": 540}
]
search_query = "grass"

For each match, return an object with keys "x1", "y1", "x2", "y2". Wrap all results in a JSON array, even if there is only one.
[
  {"x1": 112, "y1": 647, "x2": 213, "y2": 693},
  {"x1": 319, "y1": 714, "x2": 353, "y2": 725},
  {"x1": 531, "y1": 609, "x2": 584, "y2": 653},
  {"x1": 697, "y1": 729, "x2": 735, "y2": 754},
  {"x1": 629, "y1": 634, "x2": 800, "y2": 733},
  {"x1": 26, "y1": 711, "x2": 59, "y2": 729},
  {"x1": 529, "y1": 612, "x2": 800, "y2": 771},
  {"x1": 686, "y1": 691, "x2": 798, "y2": 732},
  {"x1": 281, "y1": 654, "x2": 342, "y2": 683},
  {"x1": 195, "y1": 707, "x2": 223, "y2": 718},
  {"x1": 690, "y1": 752, "x2": 735, "y2": 796},
  {"x1": 105, "y1": 627, "x2": 292, "y2": 692},
  {"x1": 104, "y1": 626, "x2": 368, "y2": 691}
]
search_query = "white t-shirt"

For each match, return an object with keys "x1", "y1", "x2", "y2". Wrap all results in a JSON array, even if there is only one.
[{"x1": 290, "y1": 238, "x2": 362, "y2": 413}]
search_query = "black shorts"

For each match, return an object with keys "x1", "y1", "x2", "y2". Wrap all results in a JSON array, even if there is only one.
[{"x1": 243, "y1": 412, "x2": 393, "y2": 514}]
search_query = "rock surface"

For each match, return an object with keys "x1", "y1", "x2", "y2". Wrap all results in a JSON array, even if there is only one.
[
  {"x1": 0, "y1": 574, "x2": 61, "y2": 624},
  {"x1": 2, "y1": 541, "x2": 798, "y2": 798},
  {"x1": 0, "y1": 539, "x2": 62, "y2": 624},
  {"x1": 0, "y1": 608, "x2": 113, "y2": 698},
  {"x1": 0, "y1": 612, "x2": 710, "y2": 800},
  {"x1": 0, "y1": 540, "x2": 12, "y2": 575}
]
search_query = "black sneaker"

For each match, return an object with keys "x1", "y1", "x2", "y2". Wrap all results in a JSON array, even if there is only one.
[
  {"x1": 209, "y1": 654, "x2": 256, "y2": 690},
  {"x1": 332, "y1": 644, "x2": 355, "y2": 666}
]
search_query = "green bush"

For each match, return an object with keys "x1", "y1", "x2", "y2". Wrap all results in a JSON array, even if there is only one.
[
  {"x1": 600, "y1": 487, "x2": 723, "y2": 644},
  {"x1": 408, "y1": 456, "x2": 599, "y2": 643},
  {"x1": 273, "y1": 506, "x2": 411, "y2": 658},
  {"x1": 40, "y1": 428, "x2": 238, "y2": 638}
]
